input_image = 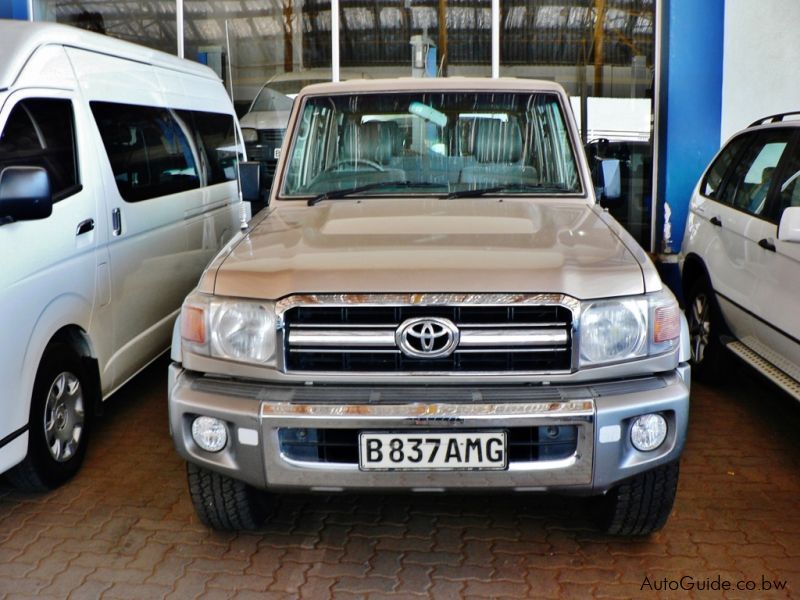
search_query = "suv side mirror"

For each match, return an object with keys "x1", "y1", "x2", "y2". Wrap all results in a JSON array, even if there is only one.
[
  {"x1": 0, "y1": 166, "x2": 52, "y2": 223},
  {"x1": 239, "y1": 161, "x2": 262, "y2": 204},
  {"x1": 596, "y1": 158, "x2": 622, "y2": 207},
  {"x1": 778, "y1": 206, "x2": 800, "y2": 242}
]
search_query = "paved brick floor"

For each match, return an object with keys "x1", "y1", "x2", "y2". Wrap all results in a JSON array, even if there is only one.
[{"x1": 1, "y1": 355, "x2": 799, "y2": 599}]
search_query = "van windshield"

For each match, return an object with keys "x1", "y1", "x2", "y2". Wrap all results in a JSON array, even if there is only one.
[
  {"x1": 281, "y1": 91, "x2": 582, "y2": 199},
  {"x1": 250, "y1": 87, "x2": 294, "y2": 112}
]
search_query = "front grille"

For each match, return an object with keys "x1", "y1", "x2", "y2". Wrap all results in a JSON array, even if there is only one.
[
  {"x1": 245, "y1": 129, "x2": 285, "y2": 181},
  {"x1": 283, "y1": 304, "x2": 573, "y2": 373},
  {"x1": 258, "y1": 129, "x2": 285, "y2": 145},
  {"x1": 278, "y1": 426, "x2": 578, "y2": 464}
]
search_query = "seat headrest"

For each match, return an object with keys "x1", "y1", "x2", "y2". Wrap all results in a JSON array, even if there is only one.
[
  {"x1": 472, "y1": 117, "x2": 523, "y2": 164},
  {"x1": 339, "y1": 121, "x2": 398, "y2": 165}
]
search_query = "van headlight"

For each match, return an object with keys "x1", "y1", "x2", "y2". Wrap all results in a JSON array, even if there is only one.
[
  {"x1": 180, "y1": 292, "x2": 278, "y2": 366},
  {"x1": 579, "y1": 289, "x2": 680, "y2": 367},
  {"x1": 241, "y1": 127, "x2": 258, "y2": 143}
]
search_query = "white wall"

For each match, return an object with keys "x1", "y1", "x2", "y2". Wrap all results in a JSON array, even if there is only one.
[{"x1": 722, "y1": 0, "x2": 800, "y2": 142}]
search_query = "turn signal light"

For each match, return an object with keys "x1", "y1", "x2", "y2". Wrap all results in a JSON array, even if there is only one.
[
  {"x1": 653, "y1": 304, "x2": 680, "y2": 343},
  {"x1": 181, "y1": 305, "x2": 206, "y2": 344}
]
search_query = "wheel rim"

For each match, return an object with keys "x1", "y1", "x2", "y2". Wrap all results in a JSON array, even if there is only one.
[
  {"x1": 43, "y1": 371, "x2": 85, "y2": 463},
  {"x1": 688, "y1": 292, "x2": 712, "y2": 365}
]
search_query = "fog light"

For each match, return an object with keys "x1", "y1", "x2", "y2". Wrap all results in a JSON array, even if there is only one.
[
  {"x1": 630, "y1": 414, "x2": 667, "y2": 452},
  {"x1": 191, "y1": 416, "x2": 228, "y2": 452}
]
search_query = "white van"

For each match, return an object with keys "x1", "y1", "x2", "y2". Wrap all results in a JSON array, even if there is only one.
[{"x1": 0, "y1": 21, "x2": 248, "y2": 490}]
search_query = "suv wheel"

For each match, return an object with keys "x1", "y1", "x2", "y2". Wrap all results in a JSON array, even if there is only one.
[
  {"x1": 186, "y1": 462, "x2": 270, "y2": 531},
  {"x1": 685, "y1": 278, "x2": 726, "y2": 382},
  {"x1": 7, "y1": 344, "x2": 91, "y2": 491},
  {"x1": 596, "y1": 461, "x2": 679, "y2": 536}
]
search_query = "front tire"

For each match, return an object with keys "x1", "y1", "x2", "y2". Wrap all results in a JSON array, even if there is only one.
[
  {"x1": 7, "y1": 344, "x2": 91, "y2": 491},
  {"x1": 187, "y1": 462, "x2": 270, "y2": 531},
  {"x1": 596, "y1": 461, "x2": 680, "y2": 536},
  {"x1": 685, "y1": 278, "x2": 727, "y2": 382}
]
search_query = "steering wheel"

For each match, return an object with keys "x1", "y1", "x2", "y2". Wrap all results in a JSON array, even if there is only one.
[{"x1": 326, "y1": 158, "x2": 385, "y2": 172}]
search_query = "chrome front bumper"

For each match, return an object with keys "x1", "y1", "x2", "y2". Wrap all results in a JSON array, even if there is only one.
[{"x1": 168, "y1": 364, "x2": 690, "y2": 494}]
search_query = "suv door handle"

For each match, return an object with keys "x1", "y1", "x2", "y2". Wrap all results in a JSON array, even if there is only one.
[
  {"x1": 709, "y1": 216, "x2": 722, "y2": 227},
  {"x1": 76, "y1": 218, "x2": 94, "y2": 235},
  {"x1": 111, "y1": 208, "x2": 122, "y2": 236},
  {"x1": 758, "y1": 238, "x2": 776, "y2": 252}
]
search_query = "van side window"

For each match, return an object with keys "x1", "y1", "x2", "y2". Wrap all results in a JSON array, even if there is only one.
[
  {"x1": 91, "y1": 102, "x2": 201, "y2": 202},
  {"x1": 178, "y1": 110, "x2": 238, "y2": 185},
  {"x1": 0, "y1": 98, "x2": 80, "y2": 201}
]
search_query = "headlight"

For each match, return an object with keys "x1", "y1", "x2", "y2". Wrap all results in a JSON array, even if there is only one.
[
  {"x1": 180, "y1": 291, "x2": 278, "y2": 366},
  {"x1": 241, "y1": 127, "x2": 258, "y2": 143},
  {"x1": 579, "y1": 289, "x2": 680, "y2": 367},
  {"x1": 580, "y1": 299, "x2": 647, "y2": 364}
]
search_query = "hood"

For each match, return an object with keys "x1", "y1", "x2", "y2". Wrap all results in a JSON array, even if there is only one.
[
  {"x1": 240, "y1": 110, "x2": 291, "y2": 131},
  {"x1": 211, "y1": 198, "x2": 647, "y2": 300}
]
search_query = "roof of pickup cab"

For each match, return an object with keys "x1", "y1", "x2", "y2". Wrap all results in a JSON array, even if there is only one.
[
  {"x1": 0, "y1": 19, "x2": 218, "y2": 90},
  {"x1": 296, "y1": 77, "x2": 569, "y2": 97}
]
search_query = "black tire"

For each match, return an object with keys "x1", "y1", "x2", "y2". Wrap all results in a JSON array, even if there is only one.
[
  {"x1": 596, "y1": 461, "x2": 680, "y2": 536},
  {"x1": 684, "y1": 277, "x2": 727, "y2": 382},
  {"x1": 7, "y1": 344, "x2": 91, "y2": 491},
  {"x1": 187, "y1": 462, "x2": 270, "y2": 531}
]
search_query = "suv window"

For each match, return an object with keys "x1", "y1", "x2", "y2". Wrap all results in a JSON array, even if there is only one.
[
  {"x1": 701, "y1": 135, "x2": 747, "y2": 199},
  {"x1": 715, "y1": 131, "x2": 792, "y2": 218},
  {"x1": 91, "y1": 102, "x2": 201, "y2": 203},
  {"x1": 0, "y1": 98, "x2": 80, "y2": 201},
  {"x1": 771, "y1": 142, "x2": 800, "y2": 219}
]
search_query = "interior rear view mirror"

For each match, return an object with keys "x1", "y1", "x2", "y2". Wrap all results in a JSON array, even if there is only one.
[
  {"x1": 778, "y1": 206, "x2": 800, "y2": 242},
  {"x1": 0, "y1": 166, "x2": 53, "y2": 224},
  {"x1": 239, "y1": 161, "x2": 262, "y2": 204}
]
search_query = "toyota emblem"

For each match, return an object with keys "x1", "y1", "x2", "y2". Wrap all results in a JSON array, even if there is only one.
[{"x1": 395, "y1": 317, "x2": 460, "y2": 358}]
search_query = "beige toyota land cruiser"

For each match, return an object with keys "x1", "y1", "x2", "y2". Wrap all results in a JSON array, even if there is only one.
[{"x1": 169, "y1": 78, "x2": 691, "y2": 535}]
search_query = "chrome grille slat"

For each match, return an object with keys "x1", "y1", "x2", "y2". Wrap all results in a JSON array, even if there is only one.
[
  {"x1": 455, "y1": 348, "x2": 568, "y2": 354},
  {"x1": 288, "y1": 330, "x2": 396, "y2": 347},
  {"x1": 459, "y1": 329, "x2": 567, "y2": 347},
  {"x1": 290, "y1": 349, "x2": 401, "y2": 354},
  {"x1": 288, "y1": 328, "x2": 567, "y2": 348}
]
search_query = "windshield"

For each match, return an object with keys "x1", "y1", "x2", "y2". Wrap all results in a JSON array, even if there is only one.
[
  {"x1": 250, "y1": 87, "x2": 294, "y2": 112},
  {"x1": 281, "y1": 91, "x2": 582, "y2": 199}
]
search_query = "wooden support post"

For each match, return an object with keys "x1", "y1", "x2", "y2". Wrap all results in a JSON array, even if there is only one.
[{"x1": 593, "y1": 0, "x2": 606, "y2": 97}]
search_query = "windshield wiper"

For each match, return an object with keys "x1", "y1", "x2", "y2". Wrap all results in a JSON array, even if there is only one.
[
  {"x1": 445, "y1": 183, "x2": 567, "y2": 199},
  {"x1": 307, "y1": 181, "x2": 444, "y2": 206}
]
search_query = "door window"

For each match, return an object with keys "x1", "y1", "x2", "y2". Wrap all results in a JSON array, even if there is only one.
[
  {"x1": 701, "y1": 134, "x2": 747, "y2": 200},
  {"x1": 0, "y1": 98, "x2": 79, "y2": 201},
  {"x1": 715, "y1": 131, "x2": 792, "y2": 219},
  {"x1": 770, "y1": 144, "x2": 800, "y2": 220}
]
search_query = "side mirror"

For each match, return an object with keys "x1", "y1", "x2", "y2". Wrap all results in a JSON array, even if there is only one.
[
  {"x1": 598, "y1": 158, "x2": 622, "y2": 206},
  {"x1": 0, "y1": 166, "x2": 52, "y2": 223},
  {"x1": 778, "y1": 206, "x2": 800, "y2": 242},
  {"x1": 239, "y1": 161, "x2": 262, "y2": 204}
]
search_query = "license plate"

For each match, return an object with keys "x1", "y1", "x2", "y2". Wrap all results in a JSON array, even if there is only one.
[{"x1": 358, "y1": 431, "x2": 507, "y2": 471}]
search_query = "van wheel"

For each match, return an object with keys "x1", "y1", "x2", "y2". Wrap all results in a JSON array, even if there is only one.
[
  {"x1": 7, "y1": 344, "x2": 90, "y2": 491},
  {"x1": 595, "y1": 461, "x2": 679, "y2": 536},
  {"x1": 187, "y1": 462, "x2": 270, "y2": 531},
  {"x1": 685, "y1": 278, "x2": 727, "y2": 382}
]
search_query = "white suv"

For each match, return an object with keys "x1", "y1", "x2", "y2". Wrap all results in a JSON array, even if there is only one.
[{"x1": 680, "y1": 113, "x2": 800, "y2": 396}]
